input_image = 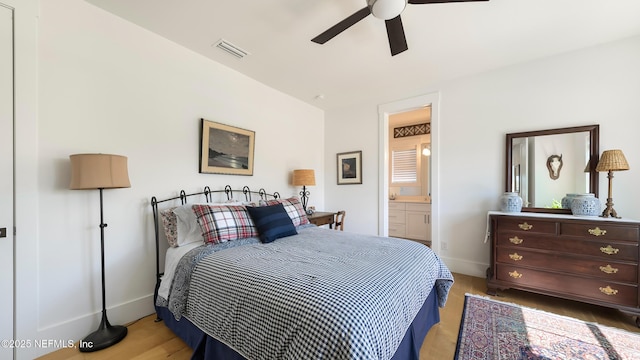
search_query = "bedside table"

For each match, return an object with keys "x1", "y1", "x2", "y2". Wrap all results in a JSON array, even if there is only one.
[{"x1": 307, "y1": 211, "x2": 336, "y2": 228}]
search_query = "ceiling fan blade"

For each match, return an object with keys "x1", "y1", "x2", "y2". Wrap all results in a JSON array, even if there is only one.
[
  {"x1": 408, "y1": 0, "x2": 489, "y2": 4},
  {"x1": 385, "y1": 16, "x2": 408, "y2": 56},
  {"x1": 311, "y1": 7, "x2": 371, "y2": 44}
]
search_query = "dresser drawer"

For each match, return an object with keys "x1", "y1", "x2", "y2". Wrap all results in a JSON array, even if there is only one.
[
  {"x1": 495, "y1": 264, "x2": 638, "y2": 307},
  {"x1": 496, "y1": 248, "x2": 638, "y2": 283},
  {"x1": 560, "y1": 222, "x2": 639, "y2": 242},
  {"x1": 496, "y1": 233, "x2": 638, "y2": 261},
  {"x1": 496, "y1": 217, "x2": 557, "y2": 235},
  {"x1": 496, "y1": 232, "x2": 552, "y2": 250}
]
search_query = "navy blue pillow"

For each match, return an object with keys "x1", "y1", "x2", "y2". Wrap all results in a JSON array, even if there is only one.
[{"x1": 247, "y1": 203, "x2": 297, "y2": 243}]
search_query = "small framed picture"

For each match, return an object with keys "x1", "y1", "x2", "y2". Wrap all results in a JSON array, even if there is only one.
[
  {"x1": 337, "y1": 150, "x2": 362, "y2": 185},
  {"x1": 200, "y1": 119, "x2": 255, "y2": 175}
]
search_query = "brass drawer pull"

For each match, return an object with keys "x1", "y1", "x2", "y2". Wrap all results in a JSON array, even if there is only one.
[
  {"x1": 588, "y1": 227, "x2": 607, "y2": 236},
  {"x1": 599, "y1": 264, "x2": 619, "y2": 274},
  {"x1": 509, "y1": 253, "x2": 523, "y2": 261},
  {"x1": 600, "y1": 245, "x2": 619, "y2": 255},
  {"x1": 518, "y1": 222, "x2": 533, "y2": 231},
  {"x1": 599, "y1": 286, "x2": 618, "y2": 296},
  {"x1": 509, "y1": 270, "x2": 522, "y2": 279},
  {"x1": 509, "y1": 236, "x2": 523, "y2": 245}
]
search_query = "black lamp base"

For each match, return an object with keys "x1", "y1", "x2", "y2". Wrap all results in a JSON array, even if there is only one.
[
  {"x1": 299, "y1": 185, "x2": 310, "y2": 212},
  {"x1": 79, "y1": 324, "x2": 127, "y2": 352}
]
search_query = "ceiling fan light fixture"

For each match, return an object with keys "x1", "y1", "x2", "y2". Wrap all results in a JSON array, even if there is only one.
[
  {"x1": 368, "y1": 0, "x2": 407, "y2": 20},
  {"x1": 313, "y1": 0, "x2": 488, "y2": 56}
]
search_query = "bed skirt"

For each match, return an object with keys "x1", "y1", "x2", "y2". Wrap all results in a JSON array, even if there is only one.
[{"x1": 155, "y1": 287, "x2": 440, "y2": 360}]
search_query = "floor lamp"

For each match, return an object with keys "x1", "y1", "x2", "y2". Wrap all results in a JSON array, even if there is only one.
[
  {"x1": 70, "y1": 154, "x2": 131, "y2": 352},
  {"x1": 595, "y1": 149, "x2": 629, "y2": 218},
  {"x1": 292, "y1": 169, "x2": 316, "y2": 212}
]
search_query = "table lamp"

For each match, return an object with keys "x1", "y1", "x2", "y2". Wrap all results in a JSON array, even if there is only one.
[
  {"x1": 595, "y1": 149, "x2": 629, "y2": 218},
  {"x1": 70, "y1": 154, "x2": 130, "y2": 352},
  {"x1": 292, "y1": 169, "x2": 315, "y2": 212}
]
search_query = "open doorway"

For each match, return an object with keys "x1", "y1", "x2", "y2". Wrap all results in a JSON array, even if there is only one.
[
  {"x1": 378, "y1": 92, "x2": 440, "y2": 253},
  {"x1": 388, "y1": 107, "x2": 431, "y2": 247}
]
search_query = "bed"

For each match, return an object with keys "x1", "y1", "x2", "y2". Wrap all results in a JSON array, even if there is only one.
[{"x1": 151, "y1": 186, "x2": 454, "y2": 360}]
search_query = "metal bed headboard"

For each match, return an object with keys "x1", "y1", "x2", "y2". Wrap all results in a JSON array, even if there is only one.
[{"x1": 150, "y1": 185, "x2": 281, "y2": 303}]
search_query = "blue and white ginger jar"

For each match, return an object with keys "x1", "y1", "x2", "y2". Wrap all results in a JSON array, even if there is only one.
[
  {"x1": 570, "y1": 194, "x2": 600, "y2": 216},
  {"x1": 499, "y1": 192, "x2": 523, "y2": 213},
  {"x1": 561, "y1": 194, "x2": 579, "y2": 209}
]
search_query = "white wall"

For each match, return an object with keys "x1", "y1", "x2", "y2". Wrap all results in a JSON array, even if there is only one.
[
  {"x1": 325, "y1": 34, "x2": 640, "y2": 277},
  {"x1": 17, "y1": 0, "x2": 324, "y2": 358},
  {"x1": 324, "y1": 105, "x2": 382, "y2": 234}
]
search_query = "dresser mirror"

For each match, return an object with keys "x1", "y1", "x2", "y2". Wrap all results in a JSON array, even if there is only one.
[{"x1": 505, "y1": 125, "x2": 599, "y2": 213}]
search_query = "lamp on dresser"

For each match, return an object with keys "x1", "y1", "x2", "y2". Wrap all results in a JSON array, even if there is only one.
[
  {"x1": 292, "y1": 169, "x2": 315, "y2": 212},
  {"x1": 69, "y1": 153, "x2": 131, "y2": 352},
  {"x1": 595, "y1": 149, "x2": 629, "y2": 218}
]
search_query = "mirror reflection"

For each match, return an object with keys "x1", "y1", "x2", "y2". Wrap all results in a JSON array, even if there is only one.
[{"x1": 506, "y1": 125, "x2": 599, "y2": 213}]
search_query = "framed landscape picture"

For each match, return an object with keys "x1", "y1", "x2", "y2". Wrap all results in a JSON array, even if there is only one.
[
  {"x1": 200, "y1": 119, "x2": 255, "y2": 175},
  {"x1": 337, "y1": 150, "x2": 362, "y2": 185}
]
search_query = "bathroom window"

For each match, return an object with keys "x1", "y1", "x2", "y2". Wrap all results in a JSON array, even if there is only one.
[{"x1": 391, "y1": 145, "x2": 418, "y2": 184}]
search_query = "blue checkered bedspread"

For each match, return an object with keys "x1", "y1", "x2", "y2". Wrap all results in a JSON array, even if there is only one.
[{"x1": 165, "y1": 226, "x2": 453, "y2": 360}]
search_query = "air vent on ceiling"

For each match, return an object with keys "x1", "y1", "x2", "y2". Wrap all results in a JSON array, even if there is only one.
[{"x1": 213, "y1": 39, "x2": 250, "y2": 59}]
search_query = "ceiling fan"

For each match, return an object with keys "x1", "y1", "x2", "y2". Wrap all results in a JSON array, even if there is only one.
[{"x1": 311, "y1": 0, "x2": 489, "y2": 56}]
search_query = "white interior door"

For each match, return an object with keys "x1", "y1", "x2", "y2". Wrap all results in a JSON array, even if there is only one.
[{"x1": 0, "y1": 4, "x2": 14, "y2": 359}]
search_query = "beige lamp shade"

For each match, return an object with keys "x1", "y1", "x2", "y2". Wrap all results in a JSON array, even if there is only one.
[
  {"x1": 595, "y1": 150, "x2": 630, "y2": 172},
  {"x1": 70, "y1": 154, "x2": 131, "y2": 190},
  {"x1": 292, "y1": 169, "x2": 316, "y2": 186}
]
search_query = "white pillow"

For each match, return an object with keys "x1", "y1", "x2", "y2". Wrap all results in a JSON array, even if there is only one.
[{"x1": 173, "y1": 201, "x2": 245, "y2": 246}]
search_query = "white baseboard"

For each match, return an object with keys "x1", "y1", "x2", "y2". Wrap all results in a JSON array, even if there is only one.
[
  {"x1": 440, "y1": 255, "x2": 489, "y2": 279},
  {"x1": 17, "y1": 294, "x2": 155, "y2": 360}
]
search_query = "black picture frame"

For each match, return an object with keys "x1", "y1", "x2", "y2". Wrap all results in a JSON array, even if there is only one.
[{"x1": 337, "y1": 150, "x2": 362, "y2": 185}]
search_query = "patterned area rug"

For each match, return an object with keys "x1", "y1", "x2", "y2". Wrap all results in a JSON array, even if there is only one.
[{"x1": 454, "y1": 294, "x2": 640, "y2": 360}]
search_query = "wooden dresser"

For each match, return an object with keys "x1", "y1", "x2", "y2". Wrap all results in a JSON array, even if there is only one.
[{"x1": 486, "y1": 211, "x2": 640, "y2": 326}]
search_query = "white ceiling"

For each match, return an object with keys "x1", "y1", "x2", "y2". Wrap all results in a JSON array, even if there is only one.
[{"x1": 85, "y1": 0, "x2": 640, "y2": 111}]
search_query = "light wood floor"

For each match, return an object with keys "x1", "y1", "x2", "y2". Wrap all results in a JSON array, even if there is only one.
[{"x1": 38, "y1": 273, "x2": 639, "y2": 360}]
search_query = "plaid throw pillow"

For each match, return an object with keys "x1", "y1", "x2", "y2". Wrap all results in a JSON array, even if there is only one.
[
  {"x1": 192, "y1": 204, "x2": 258, "y2": 244},
  {"x1": 260, "y1": 197, "x2": 309, "y2": 227}
]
